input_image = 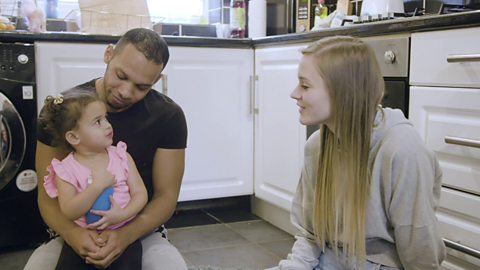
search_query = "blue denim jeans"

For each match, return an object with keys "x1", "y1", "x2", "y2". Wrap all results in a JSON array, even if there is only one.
[{"x1": 266, "y1": 246, "x2": 403, "y2": 270}]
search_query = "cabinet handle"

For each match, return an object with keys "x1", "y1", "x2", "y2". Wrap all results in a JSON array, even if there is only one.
[
  {"x1": 445, "y1": 135, "x2": 480, "y2": 149},
  {"x1": 250, "y1": 75, "x2": 258, "y2": 115},
  {"x1": 162, "y1": 74, "x2": 168, "y2": 96},
  {"x1": 447, "y1": 54, "x2": 480, "y2": 63},
  {"x1": 444, "y1": 238, "x2": 480, "y2": 259}
]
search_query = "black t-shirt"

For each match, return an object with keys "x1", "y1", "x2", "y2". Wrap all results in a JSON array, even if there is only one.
[{"x1": 37, "y1": 79, "x2": 188, "y2": 200}]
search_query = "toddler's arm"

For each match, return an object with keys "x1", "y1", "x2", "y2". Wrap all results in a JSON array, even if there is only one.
[
  {"x1": 57, "y1": 169, "x2": 116, "y2": 221},
  {"x1": 88, "y1": 153, "x2": 148, "y2": 230}
]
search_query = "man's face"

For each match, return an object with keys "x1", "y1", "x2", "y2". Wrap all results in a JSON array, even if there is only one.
[{"x1": 102, "y1": 43, "x2": 163, "y2": 112}]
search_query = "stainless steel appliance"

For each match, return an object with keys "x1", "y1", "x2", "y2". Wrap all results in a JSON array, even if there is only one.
[
  {"x1": 296, "y1": 0, "x2": 313, "y2": 33},
  {"x1": 307, "y1": 37, "x2": 410, "y2": 138},
  {"x1": 265, "y1": 0, "x2": 295, "y2": 35},
  {"x1": 344, "y1": 1, "x2": 480, "y2": 25},
  {"x1": 0, "y1": 43, "x2": 48, "y2": 248}
]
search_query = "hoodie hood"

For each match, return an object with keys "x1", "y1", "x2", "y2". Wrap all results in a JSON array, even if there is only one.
[{"x1": 371, "y1": 107, "x2": 411, "y2": 149}]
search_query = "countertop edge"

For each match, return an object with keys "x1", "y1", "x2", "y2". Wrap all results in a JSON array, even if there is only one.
[{"x1": 0, "y1": 11, "x2": 479, "y2": 48}]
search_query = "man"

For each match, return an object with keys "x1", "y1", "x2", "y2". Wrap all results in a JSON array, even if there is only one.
[{"x1": 24, "y1": 28, "x2": 188, "y2": 270}]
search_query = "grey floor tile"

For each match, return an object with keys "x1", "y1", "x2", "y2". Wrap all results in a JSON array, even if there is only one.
[
  {"x1": 183, "y1": 243, "x2": 279, "y2": 270},
  {"x1": 168, "y1": 224, "x2": 250, "y2": 252},
  {"x1": 258, "y1": 239, "x2": 296, "y2": 260},
  {"x1": 165, "y1": 209, "x2": 221, "y2": 229},
  {"x1": 205, "y1": 207, "x2": 261, "y2": 223},
  {"x1": 0, "y1": 247, "x2": 35, "y2": 270},
  {"x1": 228, "y1": 220, "x2": 293, "y2": 243}
]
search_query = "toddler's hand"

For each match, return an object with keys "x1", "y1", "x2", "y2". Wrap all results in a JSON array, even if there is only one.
[
  {"x1": 87, "y1": 196, "x2": 125, "y2": 230},
  {"x1": 91, "y1": 169, "x2": 116, "y2": 190}
]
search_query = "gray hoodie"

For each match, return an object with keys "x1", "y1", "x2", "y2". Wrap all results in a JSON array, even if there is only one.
[{"x1": 279, "y1": 107, "x2": 446, "y2": 270}]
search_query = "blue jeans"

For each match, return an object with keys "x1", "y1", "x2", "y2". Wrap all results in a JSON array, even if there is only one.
[{"x1": 266, "y1": 246, "x2": 403, "y2": 270}]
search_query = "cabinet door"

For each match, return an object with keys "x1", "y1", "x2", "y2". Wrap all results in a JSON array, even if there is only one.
[
  {"x1": 35, "y1": 42, "x2": 108, "y2": 115},
  {"x1": 254, "y1": 44, "x2": 308, "y2": 211},
  {"x1": 410, "y1": 86, "x2": 480, "y2": 268},
  {"x1": 157, "y1": 47, "x2": 254, "y2": 202}
]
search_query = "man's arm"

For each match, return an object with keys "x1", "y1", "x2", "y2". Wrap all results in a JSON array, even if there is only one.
[
  {"x1": 122, "y1": 148, "x2": 185, "y2": 239},
  {"x1": 87, "y1": 148, "x2": 185, "y2": 267},
  {"x1": 36, "y1": 141, "x2": 101, "y2": 256}
]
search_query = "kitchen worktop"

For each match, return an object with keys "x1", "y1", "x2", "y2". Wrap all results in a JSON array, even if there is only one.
[{"x1": 0, "y1": 10, "x2": 479, "y2": 47}]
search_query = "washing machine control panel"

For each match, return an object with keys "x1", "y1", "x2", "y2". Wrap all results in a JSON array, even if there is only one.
[
  {"x1": 0, "y1": 43, "x2": 35, "y2": 82},
  {"x1": 18, "y1": 54, "x2": 29, "y2": 64}
]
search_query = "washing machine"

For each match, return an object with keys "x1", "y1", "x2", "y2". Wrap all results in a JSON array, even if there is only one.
[{"x1": 0, "y1": 43, "x2": 48, "y2": 248}]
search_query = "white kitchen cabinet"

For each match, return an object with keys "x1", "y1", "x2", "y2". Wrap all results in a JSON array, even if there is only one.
[
  {"x1": 410, "y1": 27, "x2": 480, "y2": 269},
  {"x1": 253, "y1": 44, "x2": 309, "y2": 211},
  {"x1": 35, "y1": 42, "x2": 108, "y2": 114},
  {"x1": 35, "y1": 42, "x2": 254, "y2": 202},
  {"x1": 156, "y1": 46, "x2": 254, "y2": 202}
]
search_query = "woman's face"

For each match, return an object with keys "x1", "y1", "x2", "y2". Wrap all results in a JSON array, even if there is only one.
[{"x1": 291, "y1": 54, "x2": 333, "y2": 128}]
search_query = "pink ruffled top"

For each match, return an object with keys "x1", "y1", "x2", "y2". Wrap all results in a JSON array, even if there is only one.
[{"x1": 44, "y1": 141, "x2": 134, "y2": 230}]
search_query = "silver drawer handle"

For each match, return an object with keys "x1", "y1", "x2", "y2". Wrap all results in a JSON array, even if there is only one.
[
  {"x1": 445, "y1": 135, "x2": 480, "y2": 149},
  {"x1": 447, "y1": 54, "x2": 480, "y2": 63},
  {"x1": 444, "y1": 238, "x2": 480, "y2": 259}
]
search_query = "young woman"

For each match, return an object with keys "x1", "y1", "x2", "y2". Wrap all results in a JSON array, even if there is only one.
[
  {"x1": 278, "y1": 36, "x2": 446, "y2": 270},
  {"x1": 42, "y1": 90, "x2": 148, "y2": 270}
]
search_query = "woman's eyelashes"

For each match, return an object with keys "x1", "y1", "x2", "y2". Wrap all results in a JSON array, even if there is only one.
[{"x1": 301, "y1": 84, "x2": 309, "y2": 90}]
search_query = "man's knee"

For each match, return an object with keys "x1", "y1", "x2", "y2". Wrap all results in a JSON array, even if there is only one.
[{"x1": 23, "y1": 238, "x2": 63, "y2": 270}]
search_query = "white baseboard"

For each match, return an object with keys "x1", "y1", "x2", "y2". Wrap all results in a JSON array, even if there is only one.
[{"x1": 251, "y1": 196, "x2": 296, "y2": 236}]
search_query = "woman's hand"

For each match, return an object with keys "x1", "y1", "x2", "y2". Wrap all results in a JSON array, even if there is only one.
[{"x1": 87, "y1": 196, "x2": 126, "y2": 230}]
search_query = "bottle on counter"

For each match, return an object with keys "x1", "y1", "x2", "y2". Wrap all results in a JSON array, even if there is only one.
[
  {"x1": 230, "y1": 0, "x2": 246, "y2": 38},
  {"x1": 315, "y1": 0, "x2": 328, "y2": 20},
  {"x1": 45, "y1": 0, "x2": 59, "y2": 19}
]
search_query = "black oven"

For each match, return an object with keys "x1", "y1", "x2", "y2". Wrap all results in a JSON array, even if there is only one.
[{"x1": 307, "y1": 37, "x2": 410, "y2": 138}]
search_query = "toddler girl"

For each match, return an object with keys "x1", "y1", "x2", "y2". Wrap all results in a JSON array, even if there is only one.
[{"x1": 42, "y1": 90, "x2": 147, "y2": 270}]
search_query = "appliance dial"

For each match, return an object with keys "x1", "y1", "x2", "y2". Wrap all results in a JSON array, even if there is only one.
[
  {"x1": 384, "y1": 51, "x2": 396, "y2": 64},
  {"x1": 18, "y1": 54, "x2": 29, "y2": 64}
]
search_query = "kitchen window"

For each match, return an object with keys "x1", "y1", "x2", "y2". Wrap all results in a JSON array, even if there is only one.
[{"x1": 0, "y1": 0, "x2": 209, "y2": 24}]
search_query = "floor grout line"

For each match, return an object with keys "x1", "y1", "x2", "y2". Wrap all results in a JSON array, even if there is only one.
[
  {"x1": 253, "y1": 241, "x2": 284, "y2": 261},
  {"x1": 202, "y1": 209, "x2": 225, "y2": 224},
  {"x1": 180, "y1": 242, "x2": 256, "y2": 254},
  {"x1": 222, "y1": 222, "x2": 286, "y2": 261}
]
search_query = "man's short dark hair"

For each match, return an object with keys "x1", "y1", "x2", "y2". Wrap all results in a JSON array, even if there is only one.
[{"x1": 114, "y1": 28, "x2": 170, "y2": 69}]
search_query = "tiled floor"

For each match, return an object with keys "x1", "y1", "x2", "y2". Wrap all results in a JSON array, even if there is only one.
[
  {"x1": 167, "y1": 207, "x2": 295, "y2": 270},
  {"x1": 0, "y1": 203, "x2": 295, "y2": 270}
]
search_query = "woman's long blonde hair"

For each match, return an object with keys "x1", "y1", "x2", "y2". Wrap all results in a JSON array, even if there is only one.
[{"x1": 302, "y1": 36, "x2": 384, "y2": 268}]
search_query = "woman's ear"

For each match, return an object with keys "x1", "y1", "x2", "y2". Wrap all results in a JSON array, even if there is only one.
[{"x1": 66, "y1": 131, "x2": 80, "y2": 147}]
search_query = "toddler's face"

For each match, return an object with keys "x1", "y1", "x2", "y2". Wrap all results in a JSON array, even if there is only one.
[{"x1": 74, "y1": 101, "x2": 113, "y2": 150}]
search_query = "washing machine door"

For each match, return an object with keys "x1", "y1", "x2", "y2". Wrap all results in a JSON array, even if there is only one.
[{"x1": 0, "y1": 93, "x2": 26, "y2": 190}]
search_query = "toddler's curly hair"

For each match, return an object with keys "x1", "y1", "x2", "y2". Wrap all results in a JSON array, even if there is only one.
[{"x1": 42, "y1": 89, "x2": 100, "y2": 152}]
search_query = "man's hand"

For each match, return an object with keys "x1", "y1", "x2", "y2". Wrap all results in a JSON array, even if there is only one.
[
  {"x1": 63, "y1": 227, "x2": 102, "y2": 260},
  {"x1": 86, "y1": 229, "x2": 129, "y2": 269}
]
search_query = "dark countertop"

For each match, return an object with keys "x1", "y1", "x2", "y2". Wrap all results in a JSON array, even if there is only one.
[{"x1": 0, "y1": 11, "x2": 479, "y2": 48}]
